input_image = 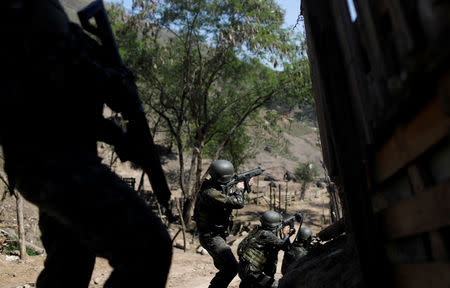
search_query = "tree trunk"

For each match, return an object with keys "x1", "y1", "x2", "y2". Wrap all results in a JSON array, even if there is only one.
[
  {"x1": 183, "y1": 143, "x2": 204, "y2": 228},
  {"x1": 300, "y1": 181, "x2": 307, "y2": 200},
  {"x1": 175, "y1": 199, "x2": 187, "y2": 252},
  {"x1": 185, "y1": 149, "x2": 198, "y2": 196},
  {"x1": 176, "y1": 137, "x2": 187, "y2": 197},
  {"x1": 14, "y1": 192, "x2": 26, "y2": 259}
]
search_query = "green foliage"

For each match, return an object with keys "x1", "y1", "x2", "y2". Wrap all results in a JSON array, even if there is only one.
[
  {"x1": 245, "y1": 193, "x2": 251, "y2": 204},
  {"x1": 1, "y1": 239, "x2": 39, "y2": 256},
  {"x1": 293, "y1": 162, "x2": 319, "y2": 183},
  {"x1": 203, "y1": 125, "x2": 255, "y2": 170},
  {"x1": 107, "y1": 0, "x2": 314, "y2": 195}
]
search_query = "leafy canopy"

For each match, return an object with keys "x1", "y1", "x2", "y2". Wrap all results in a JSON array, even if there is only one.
[{"x1": 107, "y1": 0, "x2": 312, "y2": 175}]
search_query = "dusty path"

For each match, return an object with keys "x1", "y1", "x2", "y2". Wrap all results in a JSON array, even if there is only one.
[
  {"x1": 0, "y1": 245, "x2": 283, "y2": 288},
  {"x1": 0, "y1": 185, "x2": 330, "y2": 288}
]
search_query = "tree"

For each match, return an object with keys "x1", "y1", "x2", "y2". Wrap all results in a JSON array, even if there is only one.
[
  {"x1": 108, "y1": 0, "x2": 313, "y2": 224},
  {"x1": 293, "y1": 162, "x2": 319, "y2": 200}
]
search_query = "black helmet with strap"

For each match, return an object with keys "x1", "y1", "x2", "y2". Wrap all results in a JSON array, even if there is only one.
[
  {"x1": 298, "y1": 227, "x2": 312, "y2": 242},
  {"x1": 208, "y1": 160, "x2": 235, "y2": 184},
  {"x1": 260, "y1": 210, "x2": 282, "y2": 231}
]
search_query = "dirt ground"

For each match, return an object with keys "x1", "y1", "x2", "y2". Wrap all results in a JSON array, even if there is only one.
[{"x1": 0, "y1": 185, "x2": 330, "y2": 288}]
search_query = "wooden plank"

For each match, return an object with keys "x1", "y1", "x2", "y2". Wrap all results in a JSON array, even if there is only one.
[
  {"x1": 393, "y1": 263, "x2": 450, "y2": 288},
  {"x1": 385, "y1": 0, "x2": 414, "y2": 63},
  {"x1": 429, "y1": 231, "x2": 449, "y2": 262},
  {"x1": 379, "y1": 180, "x2": 450, "y2": 240},
  {"x1": 374, "y1": 95, "x2": 450, "y2": 184},
  {"x1": 302, "y1": 2, "x2": 386, "y2": 287},
  {"x1": 354, "y1": 0, "x2": 391, "y2": 78},
  {"x1": 407, "y1": 164, "x2": 449, "y2": 261},
  {"x1": 407, "y1": 165, "x2": 426, "y2": 194},
  {"x1": 330, "y1": 0, "x2": 373, "y2": 145}
]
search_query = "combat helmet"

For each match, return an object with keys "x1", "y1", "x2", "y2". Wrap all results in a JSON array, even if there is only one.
[
  {"x1": 298, "y1": 227, "x2": 312, "y2": 242},
  {"x1": 208, "y1": 160, "x2": 235, "y2": 184},
  {"x1": 260, "y1": 210, "x2": 283, "y2": 231}
]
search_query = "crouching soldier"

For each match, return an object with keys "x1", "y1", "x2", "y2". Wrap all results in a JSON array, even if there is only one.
[
  {"x1": 281, "y1": 227, "x2": 313, "y2": 275},
  {"x1": 237, "y1": 211, "x2": 293, "y2": 288}
]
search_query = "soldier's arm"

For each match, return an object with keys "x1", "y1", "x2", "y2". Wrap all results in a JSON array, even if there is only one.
[
  {"x1": 260, "y1": 230, "x2": 291, "y2": 251},
  {"x1": 225, "y1": 188, "x2": 245, "y2": 208},
  {"x1": 203, "y1": 188, "x2": 245, "y2": 209}
]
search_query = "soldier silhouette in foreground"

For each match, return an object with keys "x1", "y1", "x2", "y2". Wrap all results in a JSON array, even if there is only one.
[
  {"x1": 1, "y1": 0, "x2": 172, "y2": 287},
  {"x1": 237, "y1": 210, "x2": 294, "y2": 288},
  {"x1": 194, "y1": 160, "x2": 255, "y2": 288}
]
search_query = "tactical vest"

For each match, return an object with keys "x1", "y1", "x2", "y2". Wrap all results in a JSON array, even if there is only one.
[
  {"x1": 194, "y1": 180, "x2": 233, "y2": 232},
  {"x1": 238, "y1": 227, "x2": 268, "y2": 270}
]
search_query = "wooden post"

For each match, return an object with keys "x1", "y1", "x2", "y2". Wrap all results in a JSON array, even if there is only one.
[
  {"x1": 256, "y1": 176, "x2": 260, "y2": 204},
  {"x1": 14, "y1": 192, "x2": 26, "y2": 259},
  {"x1": 285, "y1": 182, "x2": 288, "y2": 212},
  {"x1": 137, "y1": 170, "x2": 145, "y2": 192},
  {"x1": 269, "y1": 184, "x2": 273, "y2": 209},
  {"x1": 0, "y1": 175, "x2": 26, "y2": 258},
  {"x1": 175, "y1": 198, "x2": 187, "y2": 252},
  {"x1": 278, "y1": 184, "x2": 281, "y2": 212}
]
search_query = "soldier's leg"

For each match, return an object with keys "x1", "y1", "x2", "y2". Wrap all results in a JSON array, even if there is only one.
[
  {"x1": 239, "y1": 262, "x2": 277, "y2": 288},
  {"x1": 200, "y1": 234, "x2": 239, "y2": 288},
  {"x1": 36, "y1": 212, "x2": 95, "y2": 288},
  {"x1": 238, "y1": 264, "x2": 254, "y2": 288},
  {"x1": 72, "y1": 163, "x2": 172, "y2": 288}
]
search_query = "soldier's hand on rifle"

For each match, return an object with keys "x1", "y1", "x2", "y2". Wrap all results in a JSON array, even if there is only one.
[
  {"x1": 282, "y1": 225, "x2": 294, "y2": 235},
  {"x1": 236, "y1": 177, "x2": 254, "y2": 189}
]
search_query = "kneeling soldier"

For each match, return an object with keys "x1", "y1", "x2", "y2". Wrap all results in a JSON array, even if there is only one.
[
  {"x1": 237, "y1": 211, "x2": 293, "y2": 288},
  {"x1": 281, "y1": 227, "x2": 313, "y2": 275}
]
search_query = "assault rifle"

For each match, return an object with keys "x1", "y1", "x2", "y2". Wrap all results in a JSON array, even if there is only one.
[
  {"x1": 282, "y1": 212, "x2": 303, "y2": 232},
  {"x1": 77, "y1": 0, "x2": 173, "y2": 218},
  {"x1": 222, "y1": 167, "x2": 265, "y2": 194}
]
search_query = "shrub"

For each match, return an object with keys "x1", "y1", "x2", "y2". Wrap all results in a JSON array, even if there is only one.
[
  {"x1": 1, "y1": 239, "x2": 39, "y2": 256},
  {"x1": 293, "y1": 162, "x2": 319, "y2": 183}
]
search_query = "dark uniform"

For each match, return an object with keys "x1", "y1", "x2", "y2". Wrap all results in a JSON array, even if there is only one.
[
  {"x1": 1, "y1": 0, "x2": 171, "y2": 287},
  {"x1": 194, "y1": 160, "x2": 245, "y2": 288},
  {"x1": 237, "y1": 211, "x2": 290, "y2": 288},
  {"x1": 281, "y1": 227, "x2": 312, "y2": 275}
]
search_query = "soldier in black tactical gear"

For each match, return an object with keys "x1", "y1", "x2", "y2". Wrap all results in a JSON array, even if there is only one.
[
  {"x1": 281, "y1": 227, "x2": 313, "y2": 275},
  {"x1": 1, "y1": 0, "x2": 171, "y2": 287},
  {"x1": 194, "y1": 159, "x2": 253, "y2": 288},
  {"x1": 237, "y1": 210, "x2": 294, "y2": 288}
]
